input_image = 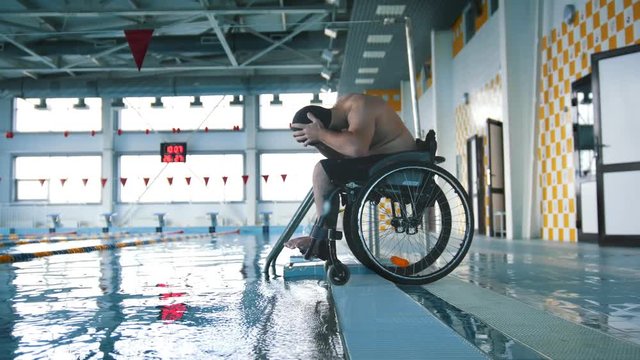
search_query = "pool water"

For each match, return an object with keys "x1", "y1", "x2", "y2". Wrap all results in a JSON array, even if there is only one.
[{"x1": 0, "y1": 233, "x2": 344, "y2": 359}]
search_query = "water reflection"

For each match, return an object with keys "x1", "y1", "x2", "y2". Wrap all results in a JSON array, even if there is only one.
[
  {"x1": 0, "y1": 233, "x2": 343, "y2": 359},
  {"x1": 401, "y1": 285, "x2": 545, "y2": 360},
  {"x1": 452, "y1": 236, "x2": 640, "y2": 345}
]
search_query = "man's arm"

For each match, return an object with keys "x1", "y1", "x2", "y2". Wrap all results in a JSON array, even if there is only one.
[
  {"x1": 317, "y1": 96, "x2": 374, "y2": 158},
  {"x1": 315, "y1": 143, "x2": 344, "y2": 159}
]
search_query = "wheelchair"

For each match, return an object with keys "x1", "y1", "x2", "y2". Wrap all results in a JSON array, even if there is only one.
[{"x1": 264, "y1": 132, "x2": 474, "y2": 286}]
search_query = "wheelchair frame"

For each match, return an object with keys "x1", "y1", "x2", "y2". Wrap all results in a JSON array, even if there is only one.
[{"x1": 263, "y1": 150, "x2": 474, "y2": 285}]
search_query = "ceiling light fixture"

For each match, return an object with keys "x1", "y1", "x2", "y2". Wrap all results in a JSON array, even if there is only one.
[
  {"x1": 150, "y1": 97, "x2": 164, "y2": 108},
  {"x1": 73, "y1": 98, "x2": 89, "y2": 110},
  {"x1": 320, "y1": 68, "x2": 333, "y2": 80},
  {"x1": 310, "y1": 93, "x2": 323, "y2": 104},
  {"x1": 190, "y1": 96, "x2": 203, "y2": 108},
  {"x1": 230, "y1": 95, "x2": 244, "y2": 106},
  {"x1": 34, "y1": 98, "x2": 48, "y2": 110},
  {"x1": 322, "y1": 49, "x2": 338, "y2": 62},
  {"x1": 355, "y1": 78, "x2": 375, "y2": 85},
  {"x1": 367, "y1": 34, "x2": 393, "y2": 43},
  {"x1": 358, "y1": 67, "x2": 379, "y2": 74},
  {"x1": 363, "y1": 51, "x2": 386, "y2": 58},
  {"x1": 324, "y1": 27, "x2": 338, "y2": 39},
  {"x1": 320, "y1": 84, "x2": 333, "y2": 93},
  {"x1": 375, "y1": 5, "x2": 406, "y2": 16},
  {"x1": 270, "y1": 94, "x2": 283, "y2": 106},
  {"x1": 111, "y1": 98, "x2": 125, "y2": 109}
]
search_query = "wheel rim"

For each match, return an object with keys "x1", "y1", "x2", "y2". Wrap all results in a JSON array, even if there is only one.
[{"x1": 356, "y1": 165, "x2": 472, "y2": 282}]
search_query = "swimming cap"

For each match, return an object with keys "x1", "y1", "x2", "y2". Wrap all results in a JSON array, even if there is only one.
[{"x1": 291, "y1": 105, "x2": 331, "y2": 130}]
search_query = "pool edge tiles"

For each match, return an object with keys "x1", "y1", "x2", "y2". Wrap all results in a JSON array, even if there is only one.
[{"x1": 329, "y1": 274, "x2": 487, "y2": 360}]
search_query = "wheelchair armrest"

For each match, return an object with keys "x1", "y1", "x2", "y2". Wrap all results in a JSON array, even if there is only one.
[{"x1": 368, "y1": 151, "x2": 443, "y2": 176}]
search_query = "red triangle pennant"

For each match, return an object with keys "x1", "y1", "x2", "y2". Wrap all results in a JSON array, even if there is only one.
[
  {"x1": 185, "y1": 177, "x2": 191, "y2": 185},
  {"x1": 82, "y1": 178, "x2": 88, "y2": 186},
  {"x1": 143, "y1": 177, "x2": 150, "y2": 186},
  {"x1": 120, "y1": 177, "x2": 127, "y2": 186},
  {"x1": 242, "y1": 175, "x2": 249, "y2": 185},
  {"x1": 281, "y1": 174, "x2": 287, "y2": 182},
  {"x1": 262, "y1": 175, "x2": 269, "y2": 183},
  {"x1": 60, "y1": 178, "x2": 67, "y2": 186},
  {"x1": 39, "y1": 179, "x2": 46, "y2": 186},
  {"x1": 222, "y1": 176, "x2": 228, "y2": 185},
  {"x1": 203, "y1": 176, "x2": 210, "y2": 186},
  {"x1": 167, "y1": 177, "x2": 173, "y2": 186},
  {"x1": 124, "y1": 29, "x2": 154, "y2": 71},
  {"x1": 101, "y1": 178, "x2": 108, "y2": 188}
]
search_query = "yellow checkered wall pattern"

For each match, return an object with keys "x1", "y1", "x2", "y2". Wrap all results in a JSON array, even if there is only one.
[
  {"x1": 455, "y1": 74, "x2": 502, "y2": 235},
  {"x1": 537, "y1": 0, "x2": 640, "y2": 242}
]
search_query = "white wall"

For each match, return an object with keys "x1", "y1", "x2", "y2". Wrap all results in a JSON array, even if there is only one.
[
  {"x1": 451, "y1": 15, "x2": 502, "y2": 110},
  {"x1": 432, "y1": 30, "x2": 456, "y2": 175},
  {"x1": 418, "y1": 87, "x2": 435, "y2": 134},
  {"x1": 541, "y1": 0, "x2": 589, "y2": 36},
  {"x1": 0, "y1": 95, "x2": 315, "y2": 229}
]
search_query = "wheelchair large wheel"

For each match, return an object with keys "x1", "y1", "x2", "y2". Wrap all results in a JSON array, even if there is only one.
[{"x1": 347, "y1": 161, "x2": 473, "y2": 285}]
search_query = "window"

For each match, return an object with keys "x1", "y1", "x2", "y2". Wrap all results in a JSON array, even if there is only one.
[
  {"x1": 259, "y1": 93, "x2": 337, "y2": 129},
  {"x1": 15, "y1": 156, "x2": 102, "y2": 203},
  {"x1": 465, "y1": 6, "x2": 476, "y2": 43},
  {"x1": 119, "y1": 154, "x2": 243, "y2": 203},
  {"x1": 119, "y1": 96, "x2": 243, "y2": 131},
  {"x1": 260, "y1": 153, "x2": 325, "y2": 201},
  {"x1": 14, "y1": 98, "x2": 102, "y2": 132}
]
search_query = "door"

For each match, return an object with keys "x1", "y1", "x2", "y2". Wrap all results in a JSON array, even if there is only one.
[
  {"x1": 571, "y1": 75, "x2": 598, "y2": 242},
  {"x1": 467, "y1": 135, "x2": 485, "y2": 235},
  {"x1": 592, "y1": 44, "x2": 640, "y2": 246},
  {"x1": 487, "y1": 119, "x2": 505, "y2": 237}
]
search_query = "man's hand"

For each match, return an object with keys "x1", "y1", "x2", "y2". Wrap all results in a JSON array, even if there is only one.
[{"x1": 292, "y1": 112, "x2": 325, "y2": 146}]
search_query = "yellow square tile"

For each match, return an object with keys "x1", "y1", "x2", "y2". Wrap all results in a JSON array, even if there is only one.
[
  {"x1": 553, "y1": 214, "x2": 559, "y2": 227},
  {"x1": 563, "y1": 184, "x2": 569, "y2": 198},
  {"x1": 570, "y1": 229, "x2": 577, "y2": 242},
  {"x1": 617, "y1": 13, "x2": 625, "y2": 32},
  {"x1": 556, "y1": 142, "x2": 562, "y2": 155},
  {"x1": 588, "y1": 32, "x2": 594, "y2": 48},
  {"x1": 563, "y1": 49, "x2": 569, "y2": 64},
  {"x1": 569, "y1": 31, "x2": 575, "y2": 45},
  {"x1": 600, "y1": 0, "x2": 607, "y2": 9},
  {"x1": 624, "y1": 0, "x2": 631, "y2": 8},
  {"x1": 558, "y1": 229, "x2": 564, "y2": 242},
  {"x1": 555, "y1": 113, "x2": 560, "y2": 127},
  {"x1": 595, "y1": 44, "x2": 602, "y2": 52},
  {"x1": 609, "y1": 36, "x2": 617, "y2": 49},
  {"x1": 551, "y1": 28, "x2": 558, "y2": 42},
  {"x1": 542, "y1": 35, "x2": 548, "y2": 49},
  {"x1": 564, "y1": 214, "x2": 570, "y2": 227},
  {"x1": 626, "y1": 25, "x2": 635, "y2": 45},
  {"x1": 635, "y1": 1, "x2": 640, "y2": 21},
  {"x1": 543, "y1": 215, "x2": 548, "y2": 227},
  {"x1": 552, "y1": 157, "x2": 557, "y2": 171},
  {"x1": 581, "y1": 22, "x2": 587, "y2": 37},
  {"x1": 570, "y1": 61, "x2": 576, "y2": 76},
  {"x1": 594, "y1": 11, "x2": 601, "y2": 28},
  {"x1": 551, "y1": 130, "x2": 556, "y2": 143},
  {"x1": 575, "y1": 41, "x2": 581, "y2": 55},
  {"x1": 561, "y1": 125, "x2": 567, "y2": 139},
  {"x1": 562, "y1": 154, "x2": 568, "y2": 168},
  {"x1": 608, "y1": 1, "x2": 616, "y2": 18},
  {"x1": 545, "y1": 117, "x2": 550, "y2": 131},
  {"x1": 587, "y1": 1, "x2": 594, "y2": 16},
  {"x1": 562, "y1": 21, "x2": 568, "y2": 35},
  {"x1": 553, "y1": 57, "x2": 558, "y2": 71}
]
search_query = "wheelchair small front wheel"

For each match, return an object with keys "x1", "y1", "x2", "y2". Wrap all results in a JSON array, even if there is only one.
[
  {"x1": 327, "y1": 262, "x2": 350, "y2": 285},
  {"x1": 348, "y1": 161, "x2": 473, "y2": 285}
]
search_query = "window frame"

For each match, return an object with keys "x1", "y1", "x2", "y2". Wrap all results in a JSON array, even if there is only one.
[
  {"x1": 257, "y1": 92, "x2": 337, "y2": 131},
  {"x1": 257, "y1": 150, "x2": 325, "y2": 203},
  {"x1": 116, "y1": 151, "x2": 246, "y2": 204},
  {"x1": 12, "y1": 153, "x2": 103, "y2": 205},
  {"x1": 13, "y1": 97, "x2": 104, "y2": 134}
]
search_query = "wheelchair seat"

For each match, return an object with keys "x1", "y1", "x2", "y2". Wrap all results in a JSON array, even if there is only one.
[{"x1": 367, "y1": 150, "x2": 445, "y2": 179}]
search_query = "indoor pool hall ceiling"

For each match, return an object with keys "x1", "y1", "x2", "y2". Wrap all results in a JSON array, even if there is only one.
[{"x1": 0, "y1": 0, "x2": 468, "y2": 94}]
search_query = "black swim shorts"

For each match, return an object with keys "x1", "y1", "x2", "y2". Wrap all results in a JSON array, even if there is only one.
[{"x1": 319, "y1": 154, "x2": 391, "y2": 187}]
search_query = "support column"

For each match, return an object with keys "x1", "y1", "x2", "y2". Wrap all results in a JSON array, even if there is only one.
[
  {"x1": 102, "y1": 99, "x2": 114, "y2": 216},
  {"x1": 244, "y1": 95, "x2": 257, "y2": 226},
  {"x1": 498, "y1": 0, "x2": 539, "y2": 238},
  {"x1": 431, "y1": 30, "x2": 456, "y2": 175}
]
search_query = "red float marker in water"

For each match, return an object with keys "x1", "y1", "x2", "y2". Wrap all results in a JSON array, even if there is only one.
[
  {"x1": 156, "y1": 283, "x2": 169, "y2": 287},
  {"x1": 159, "y1": 292, "x2": 186, "y2": 300},
  {"x1": 159, "y1": 303, "x2": 186, "y2": 322}
]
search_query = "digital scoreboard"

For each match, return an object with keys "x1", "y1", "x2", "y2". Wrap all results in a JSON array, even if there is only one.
[{"x1": 161, "y1": 142, "x2": 187, "y2": 163}]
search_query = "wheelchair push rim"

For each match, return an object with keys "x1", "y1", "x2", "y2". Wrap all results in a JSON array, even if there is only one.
[{"x1": 352, "y1": 162, "x2": 473, "y2": 285}]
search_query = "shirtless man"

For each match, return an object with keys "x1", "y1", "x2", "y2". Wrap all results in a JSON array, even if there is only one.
[{"x1": 285, "y1": 93, "x2": 417, "y2": 259}]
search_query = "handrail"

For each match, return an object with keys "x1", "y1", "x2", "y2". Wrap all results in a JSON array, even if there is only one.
[{"x1": 263, "y1": 188, "x2": 315, "y2": 278}]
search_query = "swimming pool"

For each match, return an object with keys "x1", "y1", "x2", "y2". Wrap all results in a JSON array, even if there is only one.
[{"x1": 0, "y1": 232, "x2": 344, "y2": 359}]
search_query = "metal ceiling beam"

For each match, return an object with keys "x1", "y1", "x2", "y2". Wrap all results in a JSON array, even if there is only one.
[
  {"x1": 0, "y1": 34, "x2": 75, "y2": 76},
  {"x1": 61, "y1": 43, "x2": 130, "y2": 70},
  {"x1": 0, "y1": 7, "x2": 332, "y2": 17},
  {"x1": 15, "y1": 0, "x2": 58, "y2": 32},
  {"x1": 241, "y1": 13, "x2": 326, "y2": 66},
  {"x1": 205, "y1": 14, "x2": 238, "y2": 66},
  {"x1": 0, "y1": 64, "x2": 330, "y2": 73}
]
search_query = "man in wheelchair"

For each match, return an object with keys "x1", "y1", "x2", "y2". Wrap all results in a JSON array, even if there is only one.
[{"x1": 285, "y1": 93, "x2": 418, "y2": 260}]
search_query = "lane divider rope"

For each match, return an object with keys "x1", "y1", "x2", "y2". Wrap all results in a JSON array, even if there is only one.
[
  {"x1": 0, "y1": 229, "x2": 240, "y2": 264},
  {"x1": 0, "y1": 230, "x2": 185, "y2": 247}
]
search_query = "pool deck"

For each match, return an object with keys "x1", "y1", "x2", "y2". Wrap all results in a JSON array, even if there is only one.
[{"x1": 284, "y1": 235, "x2": 640, "y2": 359}]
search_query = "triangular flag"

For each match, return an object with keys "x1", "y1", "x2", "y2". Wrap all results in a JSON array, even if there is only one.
[
  {"x1": 124, "y1": 29, "x2": 154, "y2": 71},
  {"x1": 222, "y1": 176, "x2": 228, "y2": 185},
  {"x1": 242, "y1": 175, "x2": 249, "y2": 184},
  {"x1": 167, "y1": 177, "x2": 173, "y2": 186},
  {"x1": 39, "y1": 179, "x2": 46, "y2": 186},
  {"x1": 185, "y1": 177, "x2": 191, "y2": 185},
  {"x1": 143, "y1": 177, "x2": 150, "y2": 186},
  {"x1": 101, "y1": 178, "x2": 108, "y2": 188},
  {"x1": 262, "y1": 175, "x2": 269, "y2": 183},
  {"x1": 203, "y1": 177, "x2": 210, "y2": 186},
  {"x1": 60, "y1": 178, "x2": 67, "y2": 186},
  {"x1": 82, "y1": 178, "x2": 88, "y2": 186},
  {"x1": 120, "y1": 177, "x2": 127, "y2": 186},
  {"x1": 281, "y1": 174, "x2": 287, "y2": 182}
]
